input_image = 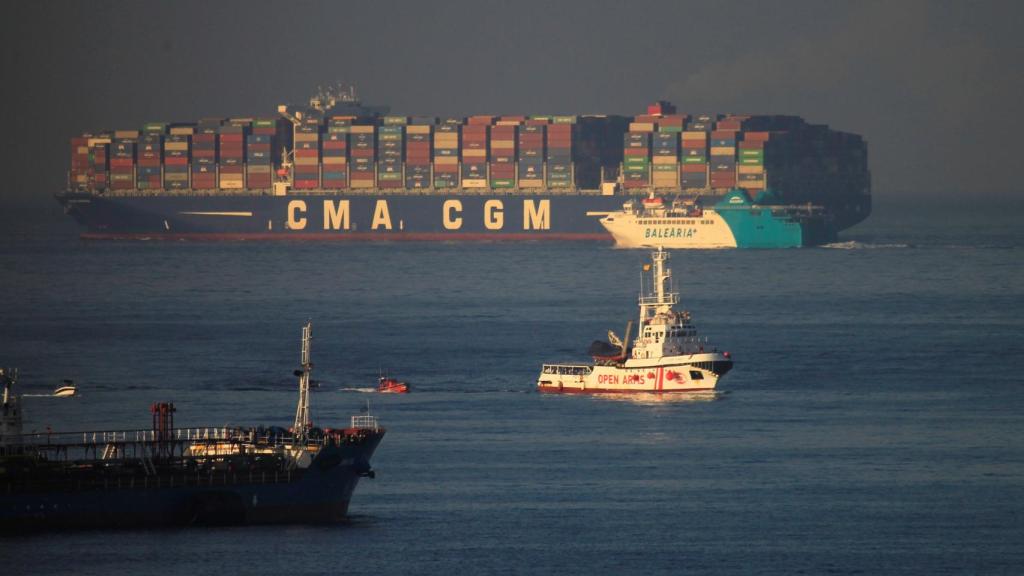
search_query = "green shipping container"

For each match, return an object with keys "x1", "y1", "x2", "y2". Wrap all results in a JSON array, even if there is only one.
[
  {"x1": 490, "y1": 179, "x2": 515, "y2": 188},
  {"x1": 552, "y1": 116, "x2": 576, "y2": 124},
  {"x1": 683, "y1": 157, "x2": 707, "y2": 164},
  {"x1": 658, "y1": 126, "x2": 684, "y2": 133}
]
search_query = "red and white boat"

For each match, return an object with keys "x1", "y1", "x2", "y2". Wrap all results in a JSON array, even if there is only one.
[{"x1": 537, "y1": 247, "x2": 733, "y2": 394}]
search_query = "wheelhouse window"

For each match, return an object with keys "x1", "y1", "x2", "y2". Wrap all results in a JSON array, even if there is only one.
[{"x1": 689, "y1": 371, "x2": 703, "y2": 380}]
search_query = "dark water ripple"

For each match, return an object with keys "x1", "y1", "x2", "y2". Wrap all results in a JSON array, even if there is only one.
[{"x1": 1, "y1": 207, "x2": 1022, "y2": 575}]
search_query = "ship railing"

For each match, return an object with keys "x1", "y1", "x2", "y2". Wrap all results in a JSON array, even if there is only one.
[
  {"x1": 540, "y1": 364, "x2": 594, "y2": 376},
  {"x1": 638, "y1": 294, "x2": 679, "y2": 306},
  {"x1": 2, "y1": 423, "x2": 376, "y2": 461},
  {"x1": 351, "y1": 415, "x2": 379, "y2": 431}
]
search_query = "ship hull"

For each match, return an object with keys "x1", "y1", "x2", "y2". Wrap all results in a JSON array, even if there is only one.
[
  {"x1": 56, "y1": 191, "x2": 847, "y2": 242},
  {"x1": 0, "y1": 432, "x2": 383, "y2": 531},
  {"x1": 600, "y1": 208, "x2": 835, "y2": 249},
  {"x1": 57, "y1": 191, "x2": 629, "y2": 240},
  {"x1": 538, "y1": 353, "x2": 731, "y2": 393}
]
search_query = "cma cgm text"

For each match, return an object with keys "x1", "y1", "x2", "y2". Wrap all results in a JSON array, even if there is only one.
[{"x1": 285, "y1": 199, "x2": 551, "y2": 231}]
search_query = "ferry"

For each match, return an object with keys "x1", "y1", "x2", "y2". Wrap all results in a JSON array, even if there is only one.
[
  {"x1": 537, "y1": 248, "x2": 733, "y2": 393},
  {"x1": 597, "y1": 189, "x2": 836, "y2": 249}
]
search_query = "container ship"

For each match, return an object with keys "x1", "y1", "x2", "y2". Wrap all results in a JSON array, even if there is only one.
[
  {"x1": 0, "y1": 322, "x2": 386, "y2": 530},
  {"x1": 57, "y1": 89, "x2": 870, "y2": 242}
]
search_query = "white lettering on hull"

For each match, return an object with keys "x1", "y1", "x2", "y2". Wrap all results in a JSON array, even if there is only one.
[
  {"x1": 443, "y1": 199, "x2": 463, "y2": 230},
  {"x1": 371, "y1": 200, "x2": 392, "y2": 230},
  {"x1": 323, "y1": 200, "x2": 351, "y2": 230},
  {"x1": 523, "y1": 199, "x2": 550, "y2": 230},
  {"x1": 287, "y1": 200, "x2": 307, "y2": 230}
]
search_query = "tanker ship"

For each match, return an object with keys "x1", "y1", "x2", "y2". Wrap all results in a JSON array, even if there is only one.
[
  {"x1": 0, "y1": 322, "x2": 385, "y2": 530},
  {"x1": 57, "y1": 89, "x2": 870, "y2": 243}
]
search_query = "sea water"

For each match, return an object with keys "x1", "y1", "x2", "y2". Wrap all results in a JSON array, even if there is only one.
[{"x1": 1, "y1": 200, "x2": 1022, "y2": 575}]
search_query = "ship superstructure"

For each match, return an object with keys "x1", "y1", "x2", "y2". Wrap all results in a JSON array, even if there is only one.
[
  {"x1": 0, "y1": 322, "x2": 385, "y2": 530},
  {"x1": 538, "y1": 248, "x2": 732, "y2": 393}
]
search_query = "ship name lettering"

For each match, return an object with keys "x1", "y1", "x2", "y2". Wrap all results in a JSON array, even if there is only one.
[
  {"x1": 597, "y1": 374, "x2": 619, "y2": 385},
  {"x1": 371, "y1": 200, "x2": 393, "y2": 230},
  {"x1": 523, "y1": 199, "x2": 550, "y2": 230},
  {"x1": 484, "y1": 199, "x2": 504, "y2": 230},
  {"x1": 443, "y1": 199, "x2": 463, "y2": 230},
  {"x1": 287, "y1": 200, "x2": 307, "y2": 230},
  {"x1": 644, "y1": 227, "x2": 695, "y2": 239},
  {"x1": 323, "y1": 200, "x2": 351, "y2": 230}
]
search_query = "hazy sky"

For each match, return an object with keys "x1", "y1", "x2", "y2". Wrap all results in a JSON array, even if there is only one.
[{"x1": 2, "y1": 0, "x2": 1021, "y2": 215}]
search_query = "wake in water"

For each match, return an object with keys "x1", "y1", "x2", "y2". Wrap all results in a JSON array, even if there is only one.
[
  {"x1": 338, "y1": 387, "x2": 378, "y2": 393},
  {"x1": 821, "y1": 240, "x2": 911, "y2": 250}
]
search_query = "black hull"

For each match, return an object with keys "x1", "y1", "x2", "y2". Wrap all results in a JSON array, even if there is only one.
[{"x1": 1, "y1": 433, "x2": 383, "y2": 531}]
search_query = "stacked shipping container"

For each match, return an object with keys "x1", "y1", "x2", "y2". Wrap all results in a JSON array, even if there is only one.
[
  {"x1": 405, "y1": 123, "x2": 431, "y2": 189},
  {"x1": 546, "y1": 119, "x2": 573, "y2": 188},
  {"x1": 461, "y1": 123, "x2": 488, "y2": 188},
  {"x1": 489, "y1": 124, "x2": 516, "y2": 189},
  {"x1": 293, "y1": 117, "x2": 320, "y2": 189},
  {"x1": 433, "y1": 122, "x2": 459, "y2": 188},
  {"x1": 164, "y1": 126, "x2": 191, "y2": 190},
  {"x1": 137, "y1": 124, "x2": 164, "y2": 190},
  {"x1": 90, "y1": 139, "x2": 110, "y2": 191},
  {"x1": 738, "y1": 131, "x2": 768, "y2": 190},
  {"x1": 681, "y1": 131, "x2": 709, "y2": 188},
  {"x1": 69, "y1": 137, "x2": 90, "y2": 190},
  {"x1": 322, "y1": 117, "x2": 350, "y2": 189},
  {"x1": 709, "y1": 128, "x2": 737, "y2": 189},
  {"x1": 349, "y1": 125, "x2": 375, "y2": 189},
  {"x1": 110, "y1": 130, "x2": 138, "y2": 191},
  {"x1": 66, "y1": 103, "x2": 866, "y2": 211},
  {"x1": 192, "y1": 122, "x2": 218, "y2": 189},
  {"x1": 377, "y1": 118, "x2": 404, "y2": 190},
  {"x1": 622, "y1": 132, "x2": 650, "y2": 189},
  {"x1": 246, "y1": 119, "x2": 276, "y2": 189},
  {"x1": 518, "y1": 124, "x2": 544, "y2": 187}
]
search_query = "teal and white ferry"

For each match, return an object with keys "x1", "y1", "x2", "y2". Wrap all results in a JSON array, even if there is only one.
[{"x1": 597, "y1": 189, "x2": 836, "y2": 249}]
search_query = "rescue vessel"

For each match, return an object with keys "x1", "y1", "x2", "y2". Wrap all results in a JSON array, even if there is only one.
[
  {"x1": 0, "y1": 322, "x2": 385, "y2": 531},
  {"x1": 538, "y1": 248, "x2": 733, "y2": 393}
]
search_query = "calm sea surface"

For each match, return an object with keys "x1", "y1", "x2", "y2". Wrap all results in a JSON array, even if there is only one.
[{"x1": 1, "y1": 201, "x2": 1022, "y2": 575}]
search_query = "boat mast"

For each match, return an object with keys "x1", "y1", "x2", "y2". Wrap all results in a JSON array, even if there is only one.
[
  {"x1": 293, "y1": 322, "x2": 313, "y2": 441},
  {"x1": 638, "y1": 248, "x2": 679, "y2": 324}
]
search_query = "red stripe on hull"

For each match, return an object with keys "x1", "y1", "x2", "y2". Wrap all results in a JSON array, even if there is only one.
[{"x1": 80, "y1": 232, "x2": 612, "y2": 242}]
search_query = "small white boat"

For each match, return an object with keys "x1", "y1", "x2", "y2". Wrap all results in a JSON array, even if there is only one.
[{"x1": 53, "y1": 380, "x2": 77, "y2": 397}]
